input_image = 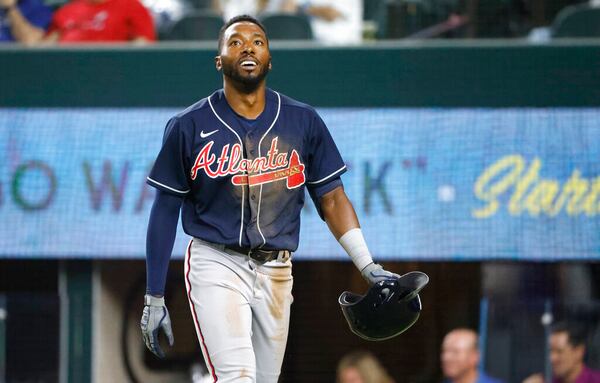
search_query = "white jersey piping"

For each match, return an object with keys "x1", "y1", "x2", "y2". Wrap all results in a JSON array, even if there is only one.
[
  {"x1": 256, "y1": 91, "x2": 282, "y2": 248},
  {"x1": 306, "y1": 165, "x2": 347, "y2": 184},
  {"x1": 147, "y1": 177, "x2": 190, "y2": 194}
]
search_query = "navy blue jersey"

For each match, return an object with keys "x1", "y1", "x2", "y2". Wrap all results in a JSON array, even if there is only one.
[{"x1": 147, "y1": 88, "x2": 346, "y2": 251}]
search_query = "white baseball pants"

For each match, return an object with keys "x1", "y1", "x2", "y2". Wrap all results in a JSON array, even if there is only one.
[{"x1": 184, "y1": 238, "x2": 294, "y2": 383}]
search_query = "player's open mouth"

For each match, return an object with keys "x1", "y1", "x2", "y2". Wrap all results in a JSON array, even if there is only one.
[{"x1": 240, "y1": 60, "x2": 258, "y2": 69}]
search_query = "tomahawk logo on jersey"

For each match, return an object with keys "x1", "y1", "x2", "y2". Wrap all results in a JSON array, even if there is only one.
[{"x1": 147, "y1": 89, "x2": 346, "y2": 251}]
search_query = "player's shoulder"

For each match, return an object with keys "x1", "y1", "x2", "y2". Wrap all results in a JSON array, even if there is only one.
[
  {"x1": 170, "y1": 93, "x2": 215, "y2": 125},
  {"x1": 272, "y1": 89, "x2": 319, "y2": 117}
]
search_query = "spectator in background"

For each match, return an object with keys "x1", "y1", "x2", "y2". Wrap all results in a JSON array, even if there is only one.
[
  {"x1": 293, "y1": 0, "x2": 363, "y2": 45},
  {"x1": 213, "y1": 0, "x2": 295, "y2": 22},
  {"x1": 44, "y1": 0, "x2": 155, "y2": 43},
  {"x1": 336, "y1": 350, "x2": 395, "y2": 383},
  {"x1": 212, "y1": 0, "x2": 363, "y2": 44},
  {"x1": 141, "y1": 0, "x2": 192, "y2": 38},
  {"x1": 0, "y1": 0, "x2": 51, "y2": 44},
  {"x1": 442, "y1": 328, "x2": 504, "y2": 383},
  {"x1": 522, "y1": 322, "x2": 600, "y2": 383}
]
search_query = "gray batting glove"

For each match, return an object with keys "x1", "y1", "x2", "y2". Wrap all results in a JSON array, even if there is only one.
[
  {"x1": 361, "y1": 263, "x2": 401, "y2": 285},
  {"x1": 140, "y1": 294, "x2": 174, "y2": 358}
]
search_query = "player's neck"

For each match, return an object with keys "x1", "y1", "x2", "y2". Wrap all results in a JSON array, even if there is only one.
[{"x1": 223, "y1": 80, "x2": 266, "y2": 120}]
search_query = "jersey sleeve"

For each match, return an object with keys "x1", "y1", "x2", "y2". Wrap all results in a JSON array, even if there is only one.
[
  {"x1": 305, "y1": 112, "x2": 347, "y2": 189},
  {"x1": 307, "y1": 176, "x2": 343, "y2": 220},
  {"x1": 304, "y1": 111, "x2": 347, "y2": 220},
  {"x1": 127, "y1": 0, "x2": 156, "y2": 41},
  {"x1": 21, "y1": 0, "x2": 53, "y2": 30},
  {"x1": 147, "y1": 117, "x2": 191, "y2": 196}
]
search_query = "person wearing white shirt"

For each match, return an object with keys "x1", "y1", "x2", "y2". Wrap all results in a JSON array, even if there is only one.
[{"x1": 295, "y1": 0, "x2": 363, "y2": 44}]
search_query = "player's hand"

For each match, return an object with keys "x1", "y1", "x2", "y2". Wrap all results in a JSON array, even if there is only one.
[
  {"x1": 360, "y1": 262, "x2": 400, "y2": 285},
  {"x1": 140, "y1": 294, "x2": 174, "y2": 358}
]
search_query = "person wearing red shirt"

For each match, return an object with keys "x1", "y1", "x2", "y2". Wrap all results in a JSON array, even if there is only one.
[{"x1": 45, "y1": 0, "x2": 155, "y2": 43}]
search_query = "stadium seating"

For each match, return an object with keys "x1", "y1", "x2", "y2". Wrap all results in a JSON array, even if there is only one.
[
  {"x1": 260, "y1": 14, "x2": 313, "y2": 40},
  {"x1": 381, "y1": 1, "x2": 437, "y2": 38},
  {"x1": 164, "y1": 11, "x2": 224, "y2": 41},
  {"x1": 552, "y1": 4, "x2": 600, "y2": 38},
  {"x1": 187, "y1": 0, "x2": 212, "y2": 10}
]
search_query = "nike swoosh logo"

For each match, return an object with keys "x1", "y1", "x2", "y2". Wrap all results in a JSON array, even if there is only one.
[{"x1": 200, "y1": 129, "x2": 218, "y2": 138}]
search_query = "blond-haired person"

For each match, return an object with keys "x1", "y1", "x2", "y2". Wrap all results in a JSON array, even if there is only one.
[{"x1": 337, "y1": 350, "x2": 395, "y2": 383}]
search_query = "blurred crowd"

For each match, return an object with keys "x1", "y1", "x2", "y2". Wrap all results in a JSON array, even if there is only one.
[
  {"x1": 335, "y1": 323, "x2": 600, "y2": 383},
  {"x1": 1, "y1": 0, "x2": 599, "y2": 46}
]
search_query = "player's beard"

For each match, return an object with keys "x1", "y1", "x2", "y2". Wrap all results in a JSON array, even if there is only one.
[{"x1": 222, "y1": 59, "x2": 270, "y2": 93}]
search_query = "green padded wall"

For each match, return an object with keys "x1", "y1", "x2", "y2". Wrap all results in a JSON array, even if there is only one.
[{"x1": 1, "y1": 40, "x2": 599, "y2": 107}]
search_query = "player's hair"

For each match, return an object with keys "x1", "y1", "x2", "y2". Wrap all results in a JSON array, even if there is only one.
[
  {"x1": 551, "y1": 321, "x2": 588, "y2": 348},
  {"x1": 218, "y1": 15, "x2": 268, "y2": 52},
  {"x1": 336, "y1": 351, "x2": 395, "y2": 383}
]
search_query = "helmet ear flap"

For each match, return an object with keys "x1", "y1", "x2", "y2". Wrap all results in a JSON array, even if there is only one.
[{"x1": 338, "y1": 272, "x2": 429, "y2": 341}]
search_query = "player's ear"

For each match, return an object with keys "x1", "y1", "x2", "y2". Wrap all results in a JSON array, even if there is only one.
[
  {"x1": 215, "y1": 56, "x2": 222, "y2": 71},
  {"x1": 268, "y1": 58, "x2": 272, "y2": 71}
]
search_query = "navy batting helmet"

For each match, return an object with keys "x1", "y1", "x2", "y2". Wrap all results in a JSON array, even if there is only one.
[{"x1": 338, "y1": 271, "x2": 429, "y2": 341}]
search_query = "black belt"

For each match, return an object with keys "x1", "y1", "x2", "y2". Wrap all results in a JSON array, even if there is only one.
[{"x1": 225, "y1": 245, "x2": 290, "y2": 263}]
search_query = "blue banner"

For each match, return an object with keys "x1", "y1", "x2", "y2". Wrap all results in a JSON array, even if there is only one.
[{"x1": 1, "y1": 108, "x2": 599, "y2": 260}]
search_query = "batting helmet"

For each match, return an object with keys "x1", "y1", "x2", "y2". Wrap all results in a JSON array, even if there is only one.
[{"x1": 338, "y1": 271, "x2": 429, "y2": 341}]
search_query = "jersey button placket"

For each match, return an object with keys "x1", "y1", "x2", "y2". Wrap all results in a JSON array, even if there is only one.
[
  {"x1": 244, "y1": 134, "x2": 255, "y2": 158},
  {"x1": 244, "y1": 131, "x2": 262, "y2": 248}
]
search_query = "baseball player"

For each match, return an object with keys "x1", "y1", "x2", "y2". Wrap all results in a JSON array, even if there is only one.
[{"x1": 140, "y1": 14, "x2": 401, "y2": 383}]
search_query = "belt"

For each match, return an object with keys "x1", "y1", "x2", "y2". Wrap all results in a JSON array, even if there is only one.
[{"x1": 225, "y1": 245, "x2": 291, "y2": 263}]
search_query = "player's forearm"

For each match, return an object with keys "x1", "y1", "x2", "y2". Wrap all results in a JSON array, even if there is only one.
[
  {"x1": 6, "y1": 6, "x2": 45, "y2": 45},
  {"x1": 321, "y1": 186, "x2": 359, "y2": 239},
  {"x1": 146, "y1": 190, "x2": 183, "y2": 296},
  {"x1": 321, "y1": 186, "x2": 375, "y2": 271}
]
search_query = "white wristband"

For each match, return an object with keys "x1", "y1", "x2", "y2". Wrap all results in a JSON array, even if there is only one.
[
  {"x1": 338, "y1": 228, "x2": 374, "y2": 272},
  {"x1": 144, "y1": 294, "x2": 165, "y2": 306}
]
